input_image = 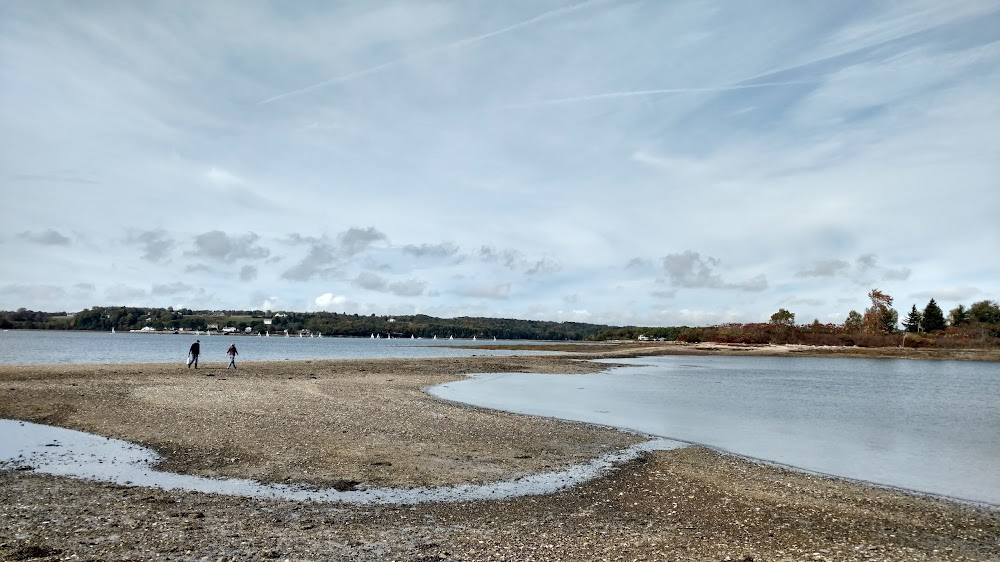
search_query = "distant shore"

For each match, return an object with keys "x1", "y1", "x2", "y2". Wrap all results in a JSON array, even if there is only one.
[
  {"x1": 475, "y1": 340, "x2": 1000, "y2": 362},
  {"x1": 2, "y1": 342, "x2": 998, "y2": 560}
]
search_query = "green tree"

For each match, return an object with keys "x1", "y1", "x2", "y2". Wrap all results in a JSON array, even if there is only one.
[
  {"x1": 844, "y1": 310, "x2": 863, "y2": 332},
  {"x1": 968, "y1": 300, "x2": 1000, "y2": 324},
  {"x1": 921, "y1": 299, "x2": 946, "y2": 332},
  {"x1": 769, "y1": 308, "x2": 795, "y2": 326},
  {"x1": 948, "y1": 304, "x2": 969, "y2": 326},
  {"x1": 902, "y1": 305, "x2": 923, "y2": 333}
]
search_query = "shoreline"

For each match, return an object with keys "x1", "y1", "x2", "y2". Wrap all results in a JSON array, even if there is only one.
[{"x1": 2, "y1": 343, "x2": 999, "y2": 560}]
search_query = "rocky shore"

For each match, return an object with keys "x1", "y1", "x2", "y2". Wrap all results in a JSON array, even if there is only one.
[{"x1": 2, "y1": 342, "x2": 998, "y2": 561}]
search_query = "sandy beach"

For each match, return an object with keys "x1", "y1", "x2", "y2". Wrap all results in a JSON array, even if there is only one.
[{"x1": 2, "y1": 342, "x2": 998, "y2": 561}]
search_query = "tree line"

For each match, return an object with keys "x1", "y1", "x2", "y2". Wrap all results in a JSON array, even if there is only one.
[
  {"x1": 2, "y1": 291, "x2": 997, "y2": 349},
  {"x1": 673, "y1": 291, "x2": 999, "y2": 349},
  {"x1": 0, "y1": 307, "x2": 619, "y2": 340}
]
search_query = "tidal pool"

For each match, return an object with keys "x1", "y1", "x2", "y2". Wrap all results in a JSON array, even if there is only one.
[{"x1": 0, "y1": 419, "x2": 682, "y2": 504}]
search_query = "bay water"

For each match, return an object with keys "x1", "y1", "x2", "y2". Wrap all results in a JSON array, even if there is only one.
[
  {"x1": 430, "y1": 355, "x2": 1000, "y2": 505},
  {"x1": 0, "y1": 330, "x2": 556, "y2": 365}
]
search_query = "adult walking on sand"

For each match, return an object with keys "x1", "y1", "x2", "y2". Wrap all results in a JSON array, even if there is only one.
[
  {"x1": 227, "y1": 343, "x2": 238, "y2": 369},
  {"x1": 188, "y1": 339, "x2": 200, "y2": 369}
]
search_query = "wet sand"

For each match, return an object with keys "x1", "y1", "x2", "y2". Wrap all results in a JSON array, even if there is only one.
[{"x1": 2, "y1": 342, "x2": 998, "y2": 560}]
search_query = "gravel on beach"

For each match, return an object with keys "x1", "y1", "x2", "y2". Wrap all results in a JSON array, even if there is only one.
[{"x1": 1, "y1": 342, "x2": 998, "y2": 561}]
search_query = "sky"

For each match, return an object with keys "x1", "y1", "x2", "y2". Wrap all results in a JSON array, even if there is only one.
[{"x1": 1, "y1": 1, "x2": 998, "y2": 327}]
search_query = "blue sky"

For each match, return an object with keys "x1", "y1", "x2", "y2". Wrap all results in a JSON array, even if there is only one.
[{"x1": 1, "y1": 0, "x2": 998, "y2": 326}]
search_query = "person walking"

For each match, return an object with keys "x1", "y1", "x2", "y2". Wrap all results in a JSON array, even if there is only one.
[
  {"x1": 227, "y1": 343, "x2": 238, "y2": 369},
  {"x1": 188, "y1": 339, "x2": 201, "y2": 369}
]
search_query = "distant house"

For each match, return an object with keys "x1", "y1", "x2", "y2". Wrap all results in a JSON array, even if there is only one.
[
  {"x1": 273, "y1": 313, "x2": 288, "y2": 318},
  {"x1": 222, "y1": 326, "x2": 237, "y2": 333},
  {"x1": 263, "y1": 319, "x2": 273, "y2": 325},
  {"x1": 207, "y1": 324, "x2": 219, "y2": 330},
  {"x1": 244, "y1": 326, "x2": 253, "y2": 333},
  {"x1": 637, "y1": 334, "x2": 650, "y2": 341}
]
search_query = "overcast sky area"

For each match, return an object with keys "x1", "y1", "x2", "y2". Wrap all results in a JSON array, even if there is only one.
[{"x1": 1, "y1": 1, "x2": 998, "y2": 327}]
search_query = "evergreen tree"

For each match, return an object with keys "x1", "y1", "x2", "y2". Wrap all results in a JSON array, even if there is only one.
[
  {"x1": 922, "y1": 299, "x2": 947, "y2": 332},
  {"x1": 903, "y1": 305, "x2": 923, "y2": 333}
]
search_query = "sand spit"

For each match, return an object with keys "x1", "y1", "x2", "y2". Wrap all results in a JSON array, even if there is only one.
[{"x1": 2, "y1": 342, "x2": 998, "y2": 561}]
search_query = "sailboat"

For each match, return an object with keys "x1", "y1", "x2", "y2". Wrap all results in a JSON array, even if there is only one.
[{"x1": 111, "y1": 327, "x2": 115, "y2": 334}]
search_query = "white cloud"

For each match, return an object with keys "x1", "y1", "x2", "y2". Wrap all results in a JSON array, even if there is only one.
[
  {"x1": 314, "y1": 293, "x2": 347, "y2": 309},
  {"x1": 204, "y1": 167, "x2": 245, "y2": 187}
]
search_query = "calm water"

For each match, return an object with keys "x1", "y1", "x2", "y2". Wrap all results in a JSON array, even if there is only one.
[
  {"x1": 430, "y1": 355, "x2": 1000, "y2": 505},
  {"x1": 0, "y1": 330, "x2": 557, "y2": 365}
]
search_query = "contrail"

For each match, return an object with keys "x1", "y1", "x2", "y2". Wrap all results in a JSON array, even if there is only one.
[
  {"x1": 259, "y1": 0, "x2": 606, "y2": 105},
  {"x1": 490, "y1": 80, "x2": 821, "y2": 111}
]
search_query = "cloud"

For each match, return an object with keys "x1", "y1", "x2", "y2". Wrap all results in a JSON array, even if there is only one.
[
  {"x1": 151, "y1": 282, "x2": 195, "y2": 296},
  {"x1": 882, "y1": 267, "x2": 912, "y2": 281},
  {"x1": 1, "y1": 283, "x2": 67, "y2": 303},
  {"x1": 314, "y1": 292, "x2": 347, "y2": 309},
  {"x1": 260, "y1": 297, "x2": 282, "y2": 311},
  {"x1": 239, "y1": 265, "x2": 258, "y2": 282},
  {"x1": 796, "y1": 259, "x2": 850, "y2": 277},
  {"x1": 353, "y1": 272, "x2": 427, "y2": 296},
  {"x1": 477, "y1": 246, "x2": 557, "y2": 274},
  {"x1": 258, "y1": 0, "x2": 604, "y2": 105},
  {"x1": 856, "y1": 254, "x2": 878, "y2": 271},
  {"x1": 909, "y1": 286, "x2": 982, "y2": 302},
  {"x1": 525, "y1": 257, "x2": 560, "y2": 276},
  {"x1": 354, "y1": 271, "x2": 388, "y2": 291},
  {"x1": 479, "y1": 246, "x2": 520, "y2": 269},
  {"x1": 626, "y1": 258, "x2": 653, "y2": 270},
  {"x1": 8, "y1": 171, "x2": 99, "y2": 185},
  {"x1": 494, "y1": 79, "x2": 821, "y2": 111},
  {"x1": 104, "y1": 284, "x2": 149, "y2": 303},
  {"x1": 338, "y1": 227, "x2": 388, "y2": 255},
  {"x1": 388, "y1": 278, "x2": 428, "y2": 297},
  {"x1": 661, "y1": 251, "x2": 767, "y2": 292},
  {"x1": 402, "y1": 242, "x2": 459, "y2": 258},
  {"x1": 204, "y1": 166, "x2": 245, "y2": 187},
  {"x1": 457, "y1": 283, "x2": 511, "y2": 300},
  {"x1": 187, "y1": 231, "x2": 270, "y2": 263},
  {"x1": 18, "y1": 229, "x2": 71, "y2": 246},
  {"x1": 281, "y1": 239, "x2": 339, "y2": 281},
  {"x1": 127, "y1": 229, "x2": 175, "y2": 262}
]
